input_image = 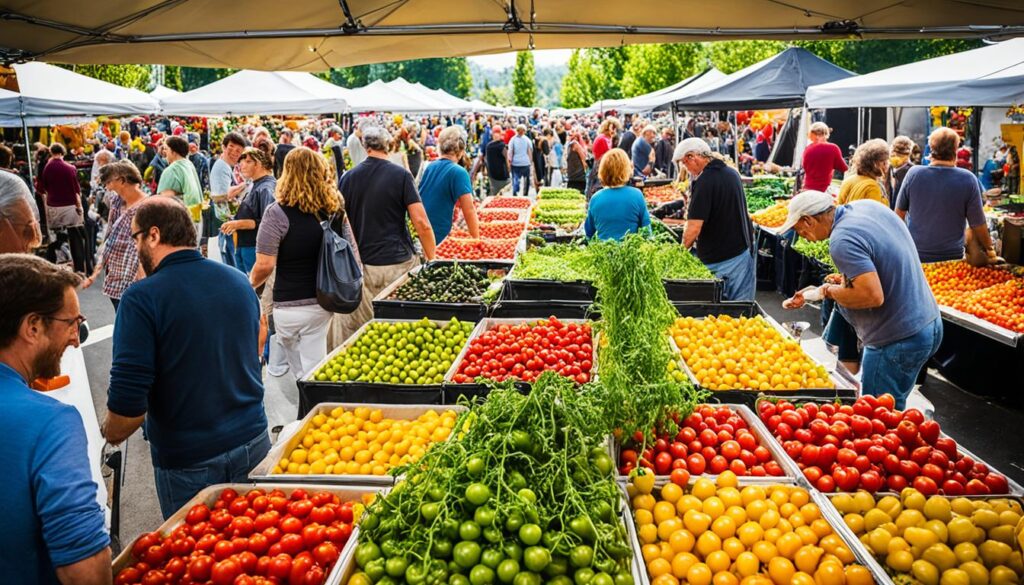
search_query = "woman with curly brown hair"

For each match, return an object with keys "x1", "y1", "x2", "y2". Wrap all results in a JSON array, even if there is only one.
[
  {"x1": 837, "y1": 139, "x2": 890, "y2": 206},
  {"x1": 250, "y1": 147, "x2": 360, "y2": 379}
]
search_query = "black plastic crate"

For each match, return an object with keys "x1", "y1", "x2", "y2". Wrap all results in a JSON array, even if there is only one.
[
  {"x1": 442, "y1": 381, "x2": 531, "y2": 405},
  {"x1": 297, "y1": 380, "x2": 443, "y2": 417},
  {"x1": 501, "y1": 278, "x2": 596, "y2": 301},
  {"x1": 372, "y1": 299, "x2": 488, "y2": 322},
  {"x1": 663, "y1": 279, "x2": 722, "y2": 303},
  {"x1": 489, "y1": 300, "x2": 597, "y2": 320},
  {"x1": 672, "y1": 301, "x2": 766, "y2": 319}
]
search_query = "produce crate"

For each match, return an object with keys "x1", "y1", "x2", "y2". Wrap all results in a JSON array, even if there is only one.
[
  {"x1": 334, "y1": 488, "x2": 645, "y2": 585},
  {"x1": 668, "y1": 309, "x2": 857, "y2": 408},
  {"x1": 444, "y1": 317, "x2": 597, "y2": 402},
  {"x1": 250, "y1": 403, "x2": 467, "y2": 485},
  {"x1": 488, "y1": 299, "x2": 597, "y2": 320},
  {"x1": 503, "y1": 276, "x2": 721, "y2": 302},
  {"x1": 111, "y1": 483, "x2": 386, "y2": 583},
  {"x1": 622, "y1": 478, "x2": 889, "y2": 585},
  {"x1": 297, "y1": 318, "x2": 474, "y2": 416},
  {"x1": 673, "y1": 300, "x2": 766, "y2": 319},
  {"x1": 662, "y1": 277, "x2": 722, "y2": 302},
  {"x1": 607, "y1": 403, "x2": 802, "y2": 484},
  {"x1": 371, "y1": 262, "x2": 508, "y2": 322}
]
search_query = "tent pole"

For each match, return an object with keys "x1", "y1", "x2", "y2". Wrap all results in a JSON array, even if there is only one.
[
  {"x1": 733, "y1": 111, "x2": 739, "y2": 166},
  {"x1": 20, "y1": 103, "x2": 35, "y2": 194},
  {"x1": 971, "y1": 107, "x2": 982, "y2": 172}
]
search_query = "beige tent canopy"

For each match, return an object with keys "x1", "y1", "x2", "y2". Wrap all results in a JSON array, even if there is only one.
[{"x1": 1, "y1": 1, "x2": 1023, "y2": 71}]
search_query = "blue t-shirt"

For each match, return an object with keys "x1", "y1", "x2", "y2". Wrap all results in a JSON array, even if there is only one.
[
  {"x1": 829, "y1": 201, "x2": 940, "y2": 347},
  {"x1": 632, "y1": 139, "x2": 652, "y2": 176},
  {"x1": 584, "y1": 186, "x2": 651, "y2": 241},
  {"x1": 108, "y1": 250, "x2": 267, "y2": 468},
  {"x1": 895, "y1": 165, "x2": 986, "y2": 262},
  {"x1": 419, "y1": 159, "x2": 473, "y2": 243},
  {"x1": 0, "y1": 363, "x2": 109, "y2": 583},
  {"x1": 509, "y1": 135, "x2": 532, "y2": 167}
]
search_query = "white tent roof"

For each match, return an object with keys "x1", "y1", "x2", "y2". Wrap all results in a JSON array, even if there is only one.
[
  {"x1": 805, "y1": 38, "x2": 1024, "y2": 108},
  {"x1": 0, "y1": 61, "x2": 159, "y2": 126},
  {"x1": 342, "y1": 80, "x2": 444, "y2": 113},
  {"x1": 150, "y1": 84, "x2": 181, "y2": 99},
  {"x1": 593, "y1": 68, "x2": 728, "y2": 114},
  {"x1": 421, "y1": 84, "x2": 475, "y2": 111},
  {"x1": 468, "y1": 99, "x2": 504, "y2": 115},
  {"x1": 382, "y1": 78, "x2": 460, "y2": 113},
  {"x1": 160, "y1": 70, "x2": 348, "y2": 116}
]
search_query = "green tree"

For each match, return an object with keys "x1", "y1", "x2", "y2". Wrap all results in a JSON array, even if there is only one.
[
  {"x1": 72, "y1": 65, "x2": 151, "y2": 90},
  {"x1": 163, "y1": 66, "x2": 183, "y2": 91},
  {"x1": 180, "y1": 67, "x2": 235, "y2": 90},
  {"x1": 621, "y1": 43, "x2": 706, "y2": 97},
  {"x1": 400, "y1": 57, "x2": 473, "y2": 97},
  {"x1": 708, "y1": 41, "x2": 786, "y2": 73},
  {"x1": 512, "y1": 51, "x2": 536, "y2": 107}
]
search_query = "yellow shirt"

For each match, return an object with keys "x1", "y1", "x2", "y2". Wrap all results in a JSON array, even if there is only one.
[{"x1": 837, "y1": 174, "x2": 888, "y2": 206}]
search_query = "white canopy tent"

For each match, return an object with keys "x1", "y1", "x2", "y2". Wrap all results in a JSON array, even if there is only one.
[
  {"x1": 421, "y1": 84, "x2": 475, "y2": 112},
  {"x1": 160, "y1": 70, "x2": 348, "y2": 116},
  {"x1": 805, "y1": 38, "x2": 1024, "y2": 108},
  {"x1": 149, "y1": 84, "x2": 181, "y2": 99},
  {"x1": 343, "y1": 80, "x2": 443, "y2": 113},
  {"x1": 468, "y1": 99, "x2": 504, "y2": 116},
  {"x1": 381, "y1": 78, "x2": 460, "y2": 113}
]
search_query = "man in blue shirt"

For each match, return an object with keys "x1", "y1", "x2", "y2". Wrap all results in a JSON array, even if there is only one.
[
  {"x1": 508, "y1": 125, "x2": 533, "y2": 197},
  {"x1": 419, "y1": 126, "x2": 481, "y2": 244},
  {"x1": 631, "y1": 125, "x2": 657, "y2": 178},
  {"x1": 103, "y1": 197, "x2": 269, "y2": 518},
  {"x1": 780, "y1": 191, "x2": 942, "y2": 409},
  {"x1": 0, "y1": 254, "x2": 110, "y2": 584}
]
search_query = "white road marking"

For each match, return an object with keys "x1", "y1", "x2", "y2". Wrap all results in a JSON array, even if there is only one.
[{"x1": 82, "y1": 324, "x2": 114, "y2": 348}]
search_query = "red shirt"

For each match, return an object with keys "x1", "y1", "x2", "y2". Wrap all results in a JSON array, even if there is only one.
[
  {"x1": 503, "y1": 129, "x2": 515, "y2": 144},
  {"x1": 802, "y1": 142, "x2": 847, "y2": 192},
  {"x1": 39, "y1": 157, "x2": 81, "y2": 207},
  {"x1": 592, "y1": 134, "x2": 613, "y2": 162}
]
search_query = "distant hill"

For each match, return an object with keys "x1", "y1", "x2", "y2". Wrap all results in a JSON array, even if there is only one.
[{"x1": 469, "y1": 61, "x2": 566, "y2": 109}]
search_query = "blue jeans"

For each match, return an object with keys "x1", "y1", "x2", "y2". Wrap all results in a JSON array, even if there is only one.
[
  {"x1": 219, "y1": 235, "x2": 236, "y2": 268},
  {"x1": 153, "y1": 430, "x2": 271, "y2": 519},
  {"x1": 705, "y1": 251, "x2": 756, "y2": 301},
  {"x1": 511, "y1": 165, "x2": 531, "y2": 197},
  {"x1": 861, "y1": 318, "x2": 943, "y2": 410},
  {"x1": 234, "y1": 246, "x2": 256, "y2": 274}
]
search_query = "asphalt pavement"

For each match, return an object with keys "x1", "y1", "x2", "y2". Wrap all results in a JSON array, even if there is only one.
[{"x1": 77, "y1": 275, "x2": 1024, "y2": 552}]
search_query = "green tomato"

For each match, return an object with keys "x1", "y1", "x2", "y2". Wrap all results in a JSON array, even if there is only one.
[
  {"x1": 544, "y1": 555, "x2": 569, "y2": 577},
  {"x1": 406, "y1": 563, "x2": 429, "y2": 585},
  {"x1": 442, "y1": 518, "x2": 461, "y2": 541},
  {"x1": 378, "y1": 577, "x2": 398, "y2": 585},
  {"x1": 466, "y1": 456, "x2": 486, "y2": 476},
  {"x1": 505, "y1": 511, "x2": 525, "y2": 533},
  {"x1": 469, "y1": 565, "x2": 495, "y2": 585},
  {"x1": 454, "y1": 541, "x2": 482, "y2": 569},
  {"x1": 568, "y1": 517, "x2": 596, "y2": 542},
  {"x1": 590, "y1": 573, "x2": 614, "y2": 585},
  {"x1": 496, "y1": 559, "x2": 520, "y2": 584},
  {"x1": 450, "y1": 575, "x2": 471, "y2": 585},
  {"x1": 549, "y1": 576, "x2": 574, "y2": 585},
  {"x1": 483, "y1": 526, "x2": 503, "y2": 544},
  {"x1": 573, "y1": 568, "x2": 595, "y2": 585},
  {"x1": 502, "y1": 543, "x2": 523, "y2": 563},
  {"x1": 421, "y1": 502, "x2": 441, "y2": 522},
  {"x1": 522, "y1": 547, "x2": 551, "y2": 573},
  {"x1": 592, "y1": 501, "x2": 613, "y2": 524},
  {"x1": 510, "y1": 430, "x2": 532, "y2": 452},
  {"x1": 459, "y1": 521, "x2": 482, "y2": 541},
  {"x1": 613, "y1": 573, "x2": 634, "y2": 585},
  {"x1": 465, "y1": 483, "x2": 491, "y2": 506},
  {"x1": 431, "y1": 538, "x2": 454, "y2": 559},
  {"x1": 508, "y1": 471, "x2": 527, "y2": 491},
  {"x1": 365, "y1": 558, "x2": 387, "y2": 583},
  {"x1": 428, "y1": 485, "x2": 446, "y2": 502},
  {"x1": 474, "y1": 506, "x2": 496, "y2": 527},
  {"x1": 356, "y1": 542, "x2": 382, "y2": 568},
  {"x1": 481, "y1": 549, "x2": 505, "y2": 569},
  {"x1": 592, "y1": 454, "x2": 613, "y2": 476},
  {"x1": 386, "y1": 557, "x2": 409, "y2": 578},
  {"x1": 512, "y1": 572, "x2": 541, "y2": 585},
  {"x1": 362, "y1": 513, "x2": 380, "y2": 532},
  {"x1": 381, "y1": 541, "x2": 402, "y2": 559},
  {"x1": 569, "y1": 546, "x2": 594, "y2": 569},
  {"x1": 518, "y1": 524, "x2": 542, "y2": 546},
  {"x1": 593, "y1": 559, "x2": 616, "y2": 576},
  {"x1": 517, "y1": 489, "x2": 537, "y2": 504}
]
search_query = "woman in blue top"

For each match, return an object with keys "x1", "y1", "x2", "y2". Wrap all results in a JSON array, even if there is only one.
[{"x1": 584, "y1": 148, "x2": 651, "y2": 240}]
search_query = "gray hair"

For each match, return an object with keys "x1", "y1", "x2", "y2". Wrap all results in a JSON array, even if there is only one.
[
  {"x1": 437, "y1": 126, "x2": 468, "y2": 155},
  {"x1": 516, "y1": 124, "x2": 527, "y2": 135},
  {"x1": 0, "y1": 170, "x2": 38, "y2": 221},
  {"x1": 361, "y1": 125, "x2": 393, "y2": 152},
  {"x1": 356, "y1": 117, "x2": 378, "y2": 132},
  {"x1": 94, "y1": 149, "x2": 114, "y2": 165}
]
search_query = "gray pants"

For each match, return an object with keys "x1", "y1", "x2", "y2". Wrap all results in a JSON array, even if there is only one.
[{"x1": 488, "y1": 177, "x2": 510, "y2": 196}]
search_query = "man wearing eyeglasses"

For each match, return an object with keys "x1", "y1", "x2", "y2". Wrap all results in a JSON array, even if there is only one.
[
  {"x1": 0, "y1": 170, "x2": 43, "y2": 254},
  {"x1": 0, "y1": 254, "x2": 110, "y2": 584}
]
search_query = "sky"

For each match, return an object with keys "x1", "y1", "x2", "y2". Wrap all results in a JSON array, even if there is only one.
[{"x1": 468, "y1": 49, "x2": 572, "y2": 70}]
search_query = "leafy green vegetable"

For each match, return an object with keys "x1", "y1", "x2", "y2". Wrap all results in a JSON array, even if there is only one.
[
  {"x1": 793, "y1": 238, "x2": 836, "y2": 272},
  {"x1": 513, "y1": 242, "x2": 712, "y2": 282},
  {"x1": 537, "y1": 187, "x2": 586, "y2": 200}
]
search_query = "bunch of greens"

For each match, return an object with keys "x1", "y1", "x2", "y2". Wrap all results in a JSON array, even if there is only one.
[
  {"x1": 751, "y1": 175, "x2": 793, "y2": 192},
  {"x1": 353, "y1": 373, "x2": 634, "y2": 585},
  {"x1": 588, "y1": 235, "x2": 706, "y2": 444},
  {"x1": 652, "y1": 245, "x2": 715, "y2": 280},
  {"x1": 793, "y1": 238, "x2": 836, "y2": 271},
  {"x1": 531, "y1": 208, "x2": 588, "y2": 229},
  {"x1": 513, "y1": 242, "x2": 712, "y2": 283},
  {"x1": 744, "y1": 185, "x2": 784, "y2": 212}
]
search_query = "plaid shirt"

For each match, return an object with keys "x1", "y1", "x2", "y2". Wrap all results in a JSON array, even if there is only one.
[{"x1": 102, "y1": 204, "x2": 140, "y2": 300}]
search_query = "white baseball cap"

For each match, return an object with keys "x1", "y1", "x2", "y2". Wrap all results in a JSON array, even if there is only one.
[
  {"x1": 778, "y1": 190, "x2": 835, "y2": 234},
  {"x1": 672, "y1": 137, "x2": 711, "y2": 162}
]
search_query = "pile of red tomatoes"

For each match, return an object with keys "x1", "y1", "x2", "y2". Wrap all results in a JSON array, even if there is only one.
[{"x1": 451, "y1": 317, "x2": 593, "y2": 384}]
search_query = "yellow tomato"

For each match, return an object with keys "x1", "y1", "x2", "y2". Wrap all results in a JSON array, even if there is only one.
[
  {"x1": 767, "y1": 557, "x2": 796, "y2": 585},
  {"x1": 735, "y1": 551, "x2": 760, "y2": 577},
  {"x1": 686, "y1": 563, "x2": 713, "y2": 585},
  {"x1": 671, "y1": 552, "x2": 698, "y2": 578}
]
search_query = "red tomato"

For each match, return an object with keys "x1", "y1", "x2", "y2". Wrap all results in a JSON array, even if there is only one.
[
  {"x1": 141, "y1": 570, "x2": 167, "y2": 585},
  {"x1": 687, "y1": 453, "x2": 706, "y2": 475},
  {"x1": 803, "y1": 466, "x2": 822, "y2": 484},
  {"x1": 280, "y1": 517, "x2": 303, "y2": 534},
  {"x1": 186, "y1": 504, "x2": 211, "y2": 526},
  {"x1": 267, "y1": 554, "x2": 293, "y2": 580},
  {"x1": 131, "y1": 533, "x2": 161, "y2": 560},
  {"x1": 942, "y1": 479, "x2": 966, "y2": 495},
  {"x1": 719, "y1": 440, "x2": 741, "y2": 460},
  {"x1": 312, "y1": 541, "x2": 340, "y2": 566},
  {"x1": 913, "y1": 476, "x2": 938, "y2": 495},
  {"x1": 188, "y1": 555, "x2": 214, "y2": 580},
  {"x1": 984, "y1": 473, "x2": 1010, "y2": 494},
  {"x1": 668, "y1": 442, "x2": 687, "y2": 460},
  {"x1": 654, "y1": 452, "x2": 672, "y2": 475},
  {"x1": 887, "y1": 474, "x2": 909, "y2": 492},
  {"x1": 859, "y1": 470, "x2": 883, "y2": 493},
  {"x1": 115, "y1": 568, "x2": 143, "y2": 585},
  {"x1": 669, "y1": 468, "x2": 690, "y2": 487},
  {"x1": 278, "y1": 533, "x2": 305, "y2": 556},
  {"x1": 290, "y1": 552, "x2": 316, "y2": 585},
  {"x1": 833, "y1": 466, "x2": 861, "y2": 492},
  {"x1": 816, "y1": 475, "x2": 836, "y2": 493}
]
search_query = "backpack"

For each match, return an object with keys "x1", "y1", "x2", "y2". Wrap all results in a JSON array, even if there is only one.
[{"x1": 316, "y1": 213, "x2": 363, "y2": 313}]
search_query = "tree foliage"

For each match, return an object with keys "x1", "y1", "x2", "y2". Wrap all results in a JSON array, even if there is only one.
[
  {"x1": 71, "y1": 65, "x2": 151, "y2": 90},
  {"x1": 621, "y1": 43, "x2": 706, "y2": 97},
  {"x1": 559, "y1": 47, "x2": 629, "y2": 108},
  {"x1": 180, "y1": 67, "x2": 235, "y2": 91},
  {"x1": 163, "y1": 66, "x2": 183, "y2": 91},
  {"x1": 708, "y1": 41, "x2": 786, "y2": 74},
  {"x1": 329, "y1": 57, "x2": 472, "y2": 97},
  {"x1": 512, "y1": 52, "x2": 536, "y2": 107}
]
